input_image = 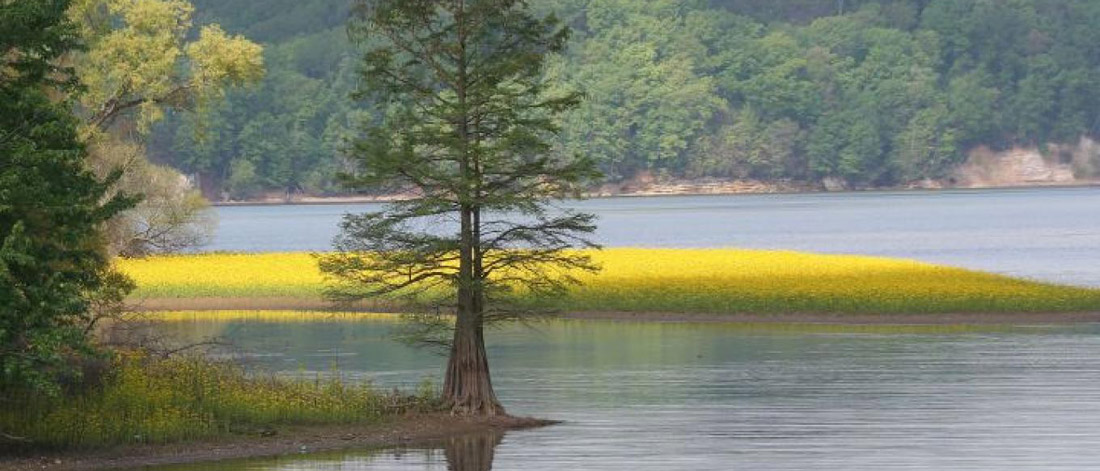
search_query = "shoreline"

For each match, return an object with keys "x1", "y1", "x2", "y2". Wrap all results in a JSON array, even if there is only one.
[
  {"x1": 210, "y1": 181, "x2": 1100, "y2": 207},
  {"x1": 24, "y1": 303, "x2": 1095, "y2": 470},
  {"x1": 0, "y1": 414, "x2": 552, "y2": 471},
  {"x1": 130, "y1": 298, "x2": 1100, "y2": 325}
]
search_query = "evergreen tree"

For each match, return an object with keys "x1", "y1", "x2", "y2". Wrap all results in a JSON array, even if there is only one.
[
  {"x1": 320, "y1": 0, "x2": 600, "y2": 415},
  {"x1": 0, "y1": 0, "x2": 136, "y2": 394}
]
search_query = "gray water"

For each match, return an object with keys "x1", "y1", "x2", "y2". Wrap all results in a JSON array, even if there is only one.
[
  {"x1": 149, "y1": 187, "x2": 1100, "y2": 470},
  {"x1": 210, "y1": 187, "x2": 1100, "y2": 286},
  {"x1": 143, "y1": 319, "x2": 1100, "y2": 471}
]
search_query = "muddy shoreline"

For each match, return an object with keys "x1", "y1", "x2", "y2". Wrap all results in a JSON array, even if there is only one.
[
  {"x1": 129, "y1": 298, "x2": 1100, "y2": 325},
  {"x1": 0, "y1": 414, "x2": 552, "y2": 471},
  {"x1": 562, "y1": 310, "x2": 1100, "y2": 325}
]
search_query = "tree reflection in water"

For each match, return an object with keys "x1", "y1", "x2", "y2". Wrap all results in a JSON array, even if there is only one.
[{"x1": 443, "y1": 429, "x2": 504, "y2": 471}]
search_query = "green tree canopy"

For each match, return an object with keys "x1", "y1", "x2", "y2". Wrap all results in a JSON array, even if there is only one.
[
  {"x1": 67, "y1": 0, "x2": 263, "y2": 256},
  {"x1": 320, "y1": 0, "x2": 600, "y2": 416},
  {"x1": 1, "y1": 0, "x2": 136, "y2": 395},
  {"x1": 149, "y1": 0, "x2": 1100, "y2": 194}
]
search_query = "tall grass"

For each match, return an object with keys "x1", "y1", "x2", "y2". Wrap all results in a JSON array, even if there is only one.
[
  {"x1": 116, "y1": 249, "x2": 1100, "y2": 314},
  {"x1": 0, "y1": 353, "x2": 435, "y2": 449}
]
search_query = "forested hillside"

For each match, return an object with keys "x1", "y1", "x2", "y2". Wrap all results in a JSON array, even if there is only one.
[{"x1": 148, "y1": 0, "x2": 1100, "y2": 199}]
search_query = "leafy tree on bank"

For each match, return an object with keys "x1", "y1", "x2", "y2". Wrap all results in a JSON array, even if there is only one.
[
  {"x1": 319, "y1": 0, "x2": 600, "y2": 415},
  {"x1": 1, "y1": 0, "x2": 136, "y2": 397},
  {"x1": 69, "y1": 0, "x2": 264, "y2": 256}
]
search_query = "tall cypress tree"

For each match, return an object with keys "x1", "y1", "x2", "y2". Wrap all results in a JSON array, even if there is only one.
[
  {"x1": 0, "y1": 0, "x2": 136, "y2": 394},
  {"x1": 320, "y1": 0, "x2": 599, "y2": 415}
]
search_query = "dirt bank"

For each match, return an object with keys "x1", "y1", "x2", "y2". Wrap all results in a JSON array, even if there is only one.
[
  {"x1": 0, "y1": 414, "x2": 552, "y2": 471},
  {"x1": 130, "y1": 297, "x2": 1100, "y2": 325},
  {"x1": 562, "y1": 310, "x2": 1100, "y2": 325}
]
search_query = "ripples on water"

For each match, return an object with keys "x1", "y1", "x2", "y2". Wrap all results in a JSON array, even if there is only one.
[{"x1": 143, "y1": 320, "x2": 1100, "y2": 470}]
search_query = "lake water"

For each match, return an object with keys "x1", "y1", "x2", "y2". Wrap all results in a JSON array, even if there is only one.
[
  {"x1": 147, "y1": 187, "x2": 1100, "y2": 470},
  {"x1": 142, "y1": 318, "x2": 1100, "y2": 471},
  {"x1": 209, "y1": 187, "x2": 1100, "y2": 286}
]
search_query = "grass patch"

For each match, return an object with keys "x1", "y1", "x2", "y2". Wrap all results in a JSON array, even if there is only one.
[
  {"x1": 0, "y1": 353, "x2": 435, "y2": 449},
  {"x1": 117, "y1": 249, "x2": 1100, "y2": 314}
]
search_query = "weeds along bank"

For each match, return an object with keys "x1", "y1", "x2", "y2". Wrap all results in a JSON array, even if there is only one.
[
  {"x1": 0, "y1": 353, "x2": 435, "y2": 449},
  {"x1": 117, "y1": 249, "x2": 1100, "y2": 314}
]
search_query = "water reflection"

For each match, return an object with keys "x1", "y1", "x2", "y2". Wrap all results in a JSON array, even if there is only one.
[
  {"x1": 141, "y1": 430, "x2": 504, "y2": 471},
  {"x1": 140, "y1": 318, "x2": 1100, "y2": 470},
  {"x1": 443, "y1": 430, "x2": 504, "y2": 471}
]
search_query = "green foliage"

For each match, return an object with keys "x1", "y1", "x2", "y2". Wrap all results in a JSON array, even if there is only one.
[
  {"x1": 152, "y1": 31, "x2": 359, "y2": 198},
  {"x1": 0, "y1": 0, "x2": 137, "y2": 395},
  {"x1": 68, "y1": 0, "x2": 263, "y2": 256},
  {"x1": 0, "y1": 0, "x2": 79, "y2": 89},
  {"x1": 0, "y1": 353, "x2": 434, "y2": 449},
  {"x1": 150, "y1": 0, "x2": 1100, "y2": 192},
  {"x1": 320, "y1": 0, "x2": 600, "y2": 315},
  {"x1": 71, "y1": 0, "x2": 264, "y2": 131},
  {"x1": 320, "y1": 0, "x2": 602, "y2": 415}
]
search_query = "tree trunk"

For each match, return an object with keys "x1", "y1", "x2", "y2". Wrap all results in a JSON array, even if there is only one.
[
  {"x1": 442, "y1": 307, "x2": 505, "y2": 416},
  {"x1": 444, "y1": 203, "x2": 505, "y2": 416},
  {"x1": 443, "y1": 4, "x2": 503, "y2": 417}
]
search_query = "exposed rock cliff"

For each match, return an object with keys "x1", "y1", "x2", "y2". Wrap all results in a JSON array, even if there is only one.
[{"x1": 953, "y1": 137, "x2": 1100, "y2": 188}]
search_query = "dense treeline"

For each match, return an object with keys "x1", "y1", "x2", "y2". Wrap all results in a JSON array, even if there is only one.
[{"x1": 150, "y1": 0, "x2": 1100, "y2": 198}]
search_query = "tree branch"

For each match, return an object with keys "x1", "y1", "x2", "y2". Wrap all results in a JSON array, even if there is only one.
[{"x1": 88, "y1": 84, "x2": 193, "y2": 130}]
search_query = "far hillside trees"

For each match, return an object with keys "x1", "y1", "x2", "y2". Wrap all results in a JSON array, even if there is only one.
[{"x1": 150, "y1": 0, "x2": 1100, "y2": 195}]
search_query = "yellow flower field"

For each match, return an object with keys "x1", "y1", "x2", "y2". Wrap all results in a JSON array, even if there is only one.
[{"x1": 117, "y1": 249, "x2": 1100, "y2": 314}]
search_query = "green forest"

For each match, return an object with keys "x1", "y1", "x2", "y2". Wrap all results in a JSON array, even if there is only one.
[{"x1": 148, "y1": 0, "x2": 1100, "y2": 199}]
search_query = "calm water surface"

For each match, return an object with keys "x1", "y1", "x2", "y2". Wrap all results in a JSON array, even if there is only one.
[
  {"x1": 161, "y1": 188, "x2": 1100, "y2": 469},
  {"x1": 140, "y1": 318, "x2": 1100, "y2": 471},
  {"x1": 210, "y1": 187, "x2": 1100, "y2": 286}
]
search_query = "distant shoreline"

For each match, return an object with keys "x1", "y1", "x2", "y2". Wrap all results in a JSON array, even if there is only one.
[{"x1": 211, "y1": 180, "x2": 1099, "y2": 207}]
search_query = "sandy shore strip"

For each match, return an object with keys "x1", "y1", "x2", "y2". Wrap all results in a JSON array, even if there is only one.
[{"x1": 0, "y1": 414, "x2": 552, "y2": 471}]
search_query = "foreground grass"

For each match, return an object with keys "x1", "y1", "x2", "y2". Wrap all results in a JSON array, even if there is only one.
[
  {"x1": 0, "y1": 354, "x2": 433, "y2": 449},
  {"x1": 117, "y1": 249, "x2": 1100, "y2": 314}
]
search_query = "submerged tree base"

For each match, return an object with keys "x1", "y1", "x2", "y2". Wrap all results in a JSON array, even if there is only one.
[{"x1": 442, "y1": 323, "x2": 507, "y2": 417}]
